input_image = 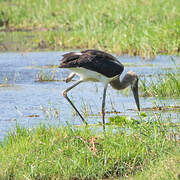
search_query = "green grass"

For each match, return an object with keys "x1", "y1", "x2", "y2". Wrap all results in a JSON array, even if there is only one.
[
  {"x1": 140, "y1": 72, "x2": 180, "y2": 97},
  {"x1": 0, "y1": 0, "x2": 180, "y2": 56},
  {"x1": 0, "y1": 115, "x2": 179, "y2": 179},
  {"x1": 131, "y1": 151, "x2": 180, "y2": 180}
]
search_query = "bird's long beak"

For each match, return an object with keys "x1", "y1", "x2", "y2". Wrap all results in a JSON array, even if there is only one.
[{"x1": 131, "y1": 79, "x2": 140, "y2": 111}]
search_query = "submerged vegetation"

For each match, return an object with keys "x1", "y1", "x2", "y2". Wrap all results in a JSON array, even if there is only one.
[
  {"x1": 0, "y1": 114, "x2": 179, "y2": 179},
  {"x1": 0, "y1": 0, "x2": 180, "y2": 56}
]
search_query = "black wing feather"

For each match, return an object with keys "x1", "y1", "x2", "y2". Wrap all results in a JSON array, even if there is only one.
[
  {"x1": 62, "y1": 52, "x2": 80, "y2": 62},
  {"x1": 59, "y1": 50, "x2": 124, "y2": 78}
]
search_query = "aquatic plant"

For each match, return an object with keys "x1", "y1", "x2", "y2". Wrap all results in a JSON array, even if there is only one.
[
  {"x1": 107, "y1": 112, "x2": 147, "y2": 127},
  {"x1": 35, "y1": 68, "x2": 58, "y2": 82},
  {"x1": 40, "y1": 102, "x2": 60, "y2": 121},
  {"x1": 140, "y1": 72, "x2": 180, "y2": 97}
]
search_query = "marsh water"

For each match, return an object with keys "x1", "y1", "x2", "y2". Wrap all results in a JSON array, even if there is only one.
[{"x1": 0, "y1": 52, "x2": 180, "y2": 141}]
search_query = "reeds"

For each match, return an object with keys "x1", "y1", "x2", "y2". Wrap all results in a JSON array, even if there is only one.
[{"x1": 140, "y1": 72, "x2": 180, "y2": 97}]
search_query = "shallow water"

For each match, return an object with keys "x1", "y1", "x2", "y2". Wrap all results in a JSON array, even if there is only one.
[{"x1": 0, "y1": 52, "x2": 179, "y2": 141}]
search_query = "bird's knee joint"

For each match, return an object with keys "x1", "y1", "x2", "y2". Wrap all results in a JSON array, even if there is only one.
[
  {"x1": 62, "y1": 90, "x2": 67, "y2": 97},
  {"x1": 101, "y1": 108, "x2": 105, "y2": 115}
]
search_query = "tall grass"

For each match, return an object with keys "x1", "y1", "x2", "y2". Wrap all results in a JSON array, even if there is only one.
[
  {"x1": 0, "y1": 0, "x2": 180, "y2": 56},
  {"x1": 140, "y1": 72, "x2": 180, "y2": 97},
  {"x1": 0, "y1": 115, "x2": 179, "y2": 179}
]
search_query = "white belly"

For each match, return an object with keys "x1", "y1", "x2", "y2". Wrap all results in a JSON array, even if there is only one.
[{"x1": 70, "y1": 67, "x2": 114, "y2": 85}]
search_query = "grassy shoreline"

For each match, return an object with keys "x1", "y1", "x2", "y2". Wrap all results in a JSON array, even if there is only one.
[
  {"x1": 0, "y1": 0, "x2": 180, "y2": 57},
  {"x1": 0, "y1": 117, "x2": 179, "y2": 179}
]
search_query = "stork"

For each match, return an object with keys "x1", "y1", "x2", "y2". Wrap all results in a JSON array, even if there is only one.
[{"x1": 59, "y1": 49, "x2": 140, "y2": 129}]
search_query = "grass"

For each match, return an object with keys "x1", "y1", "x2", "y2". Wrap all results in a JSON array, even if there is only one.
[
  {"x1": 0, "y1": 0, "x2": 180, "y2": 57},
  {"x1": 0, "y1": 114, "x2": 179, "y2": 179},
  {"x1": 35, "y1": 68, "x2": 58, "y2": 82},
  {"x1": 140, "y1": 72, "x2": 180, "y2": 97},
  {"x1": 131, "y1": 151, "x2": 180, "y2": 180}
]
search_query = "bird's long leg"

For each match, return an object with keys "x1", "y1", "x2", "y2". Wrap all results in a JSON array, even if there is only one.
[
  {"x1": 62, "y1": 80, "x2": 88, "y2": 125},
  {"x1": 101, "y1": 85, "x2": 108, "y2": 130}
]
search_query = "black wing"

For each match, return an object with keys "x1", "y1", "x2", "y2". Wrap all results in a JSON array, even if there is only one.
[{"x1": 59, "y1": 49, "x2": 124, "y2": 78}]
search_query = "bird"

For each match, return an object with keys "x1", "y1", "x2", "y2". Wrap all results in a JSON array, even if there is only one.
[{"x1": 59, "y1": 49, "x2": 140, "y2": 129}]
